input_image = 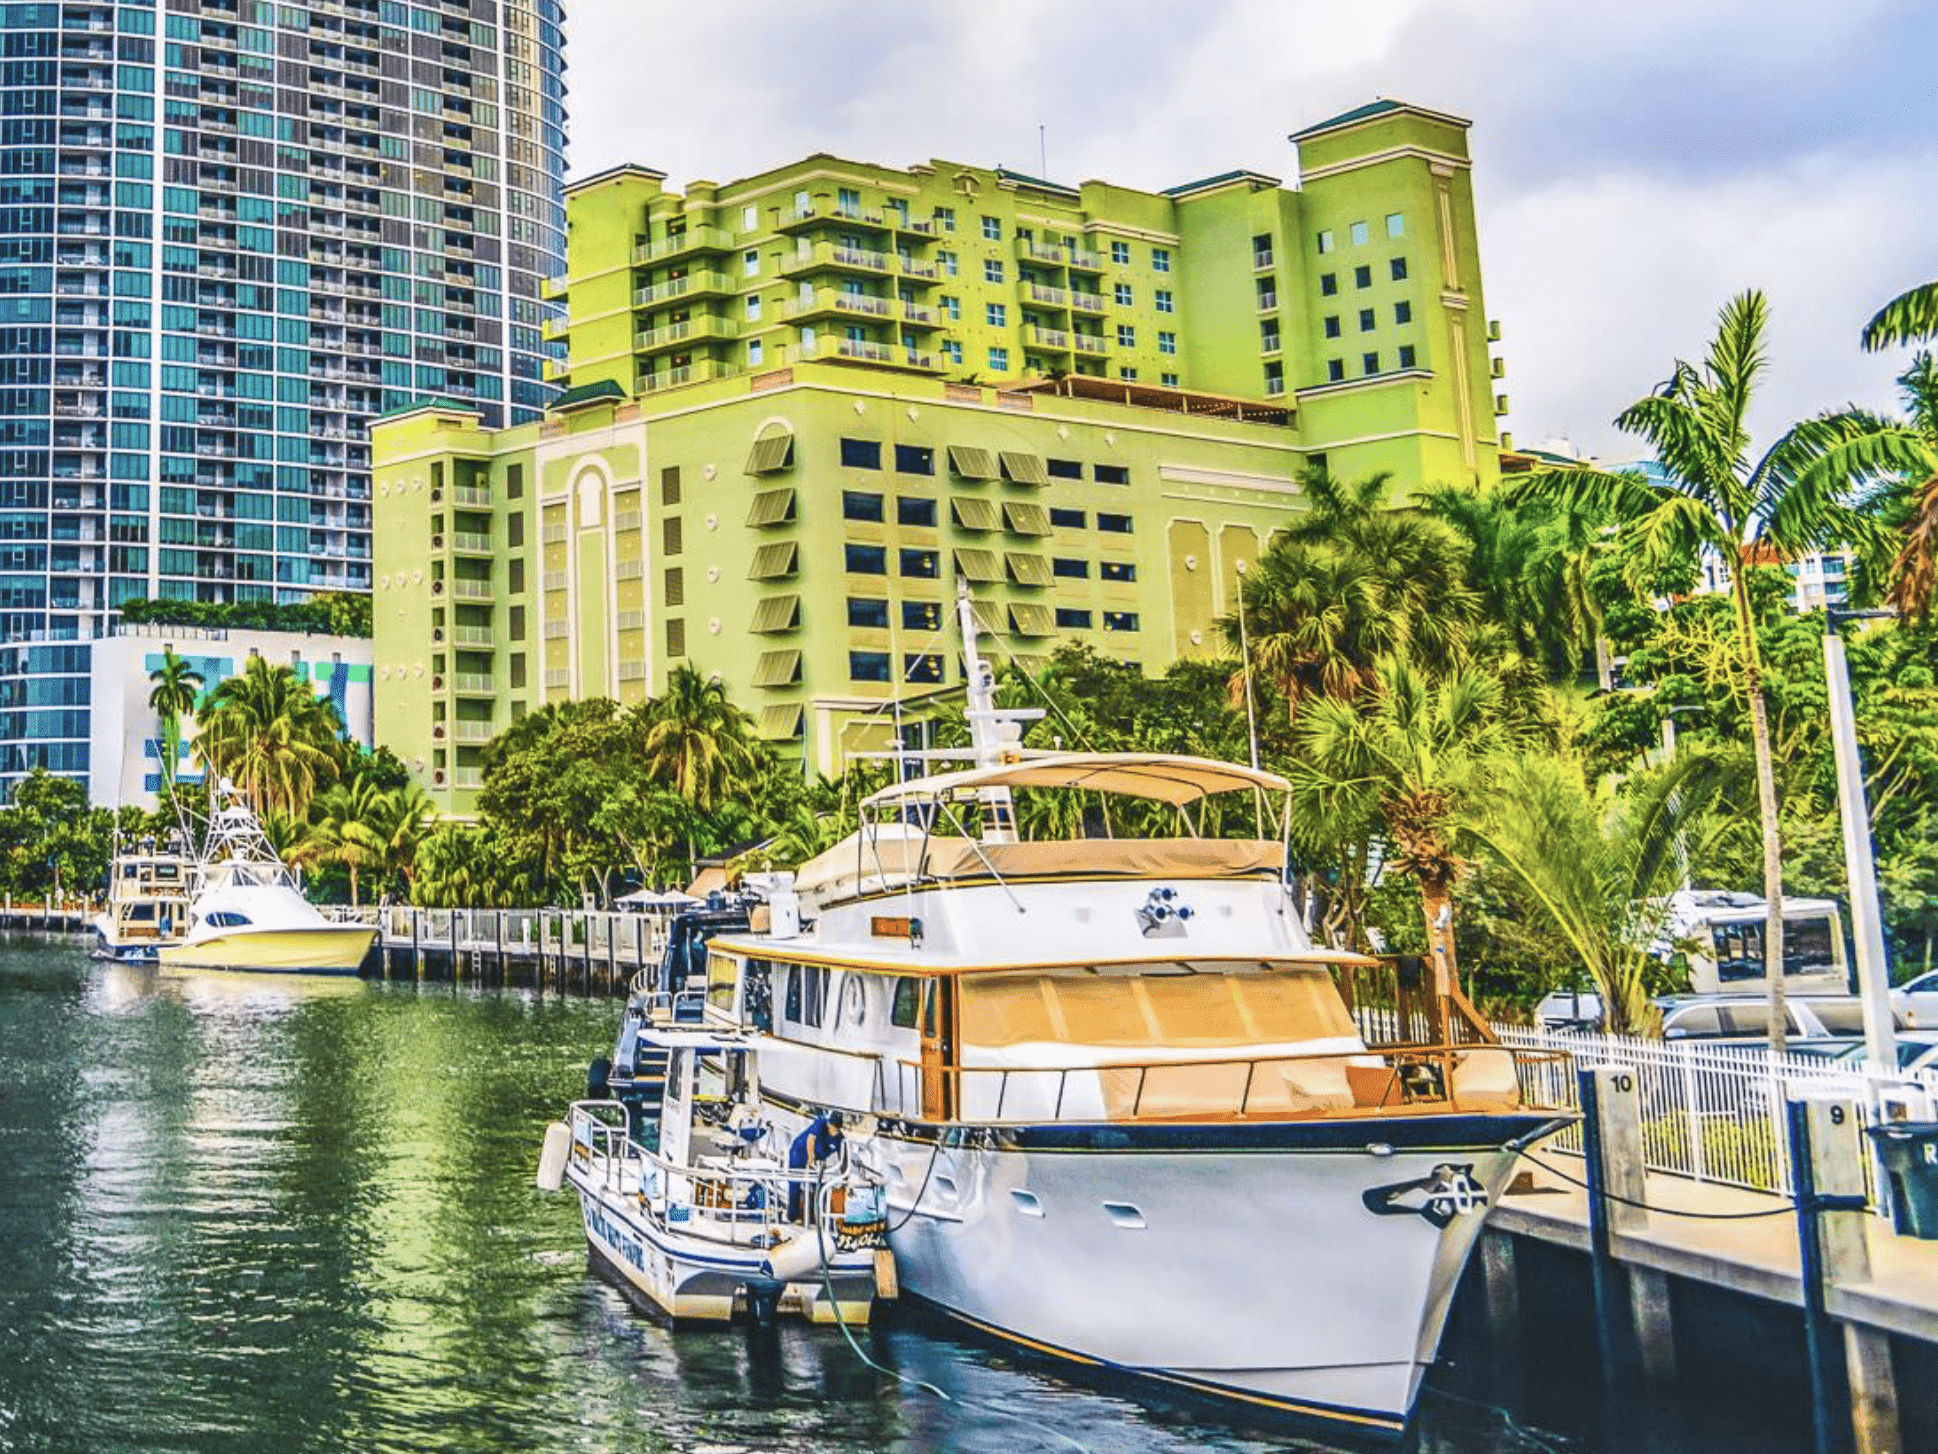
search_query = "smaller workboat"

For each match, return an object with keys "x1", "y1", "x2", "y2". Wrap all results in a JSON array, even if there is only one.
[
  {"x1": 91, "y1": 835, "x2": 194, "y2": 963},
  {"x1": 539, "y1": 1013, "x2": 891, "y2": 1327},
  {"x1": 155, "y1": 782, "x2": 377, "y2": 975}
]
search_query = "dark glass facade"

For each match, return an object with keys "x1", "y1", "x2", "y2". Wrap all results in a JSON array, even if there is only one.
[{"x1": 0, "y1": 0, "x2": 567, "y2": 792}]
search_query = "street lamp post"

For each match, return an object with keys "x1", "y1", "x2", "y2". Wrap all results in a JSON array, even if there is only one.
[{"x1": 1825, "y1": 608, "x2": 1896, "y2": 1068}]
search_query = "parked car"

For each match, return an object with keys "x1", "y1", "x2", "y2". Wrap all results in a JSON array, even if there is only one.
[
  {"x1": 1535, "y1": 988, "x2": 1604, "y2": 1030},
  {"x1": 1656, "y1": 993, "x2": 1900, "y2": 1044},
  {"x1": 1825, "y1": 1031, "x2": 1938, "y2": 1074},
  {"x1": 1891, "y1": 970, "x2": 1938, "y2": 1030}
]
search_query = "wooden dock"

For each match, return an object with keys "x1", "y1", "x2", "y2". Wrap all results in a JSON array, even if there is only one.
[{"x1": 1484, "y1": 1067, "x2": 1938, "y2": 1454}]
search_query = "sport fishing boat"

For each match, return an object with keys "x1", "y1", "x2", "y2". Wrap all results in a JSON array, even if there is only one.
[
  {"x1": 579, "y1": 587, "x2": 1572, "y2": 1438},
  {"x1": 91, "y1": 835, "x2": 194, "y2": 963},
  {"x1": 155, "y1": 783, "x2": 377, "y2": 975},
  {"x1": 540, "y1": 1017, "x2": 892, "y2": 1326}
]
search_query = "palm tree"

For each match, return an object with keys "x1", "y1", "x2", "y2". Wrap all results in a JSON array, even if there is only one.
[
  {"x1": 300, "y1": 779, "x2": 435, "y2": 907},
  {"x1": 195, "y1": 656, "x2": 347, "y2": 820},
  {"x1": 638, "y1": 665, "x2": 763, "y2": 871},
  {"x1": 146, "y1": 647, "x2": 204, "y2": 791},
  {"x1": 1289, "y1": 657, "x2": 1521, "y2": 1001},
  {"x1": 1862, "y1": 278, "x2": 1938, "y2": 354},
  {"x1": 1514, "y1": 290, "x2": 1887, "y2": 1051},
  {"x1": 1469, "y1": 751, "x2": 1727, "y2": 1035},
  {"x1": 1822, "y1": 352, "x2": 1938, "y2": 618},
  {"x1": 1221, "y1": 471, "x2": 1480, "y2": 721}
]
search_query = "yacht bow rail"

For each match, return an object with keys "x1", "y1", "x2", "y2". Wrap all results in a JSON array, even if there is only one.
[{"x1": 870, "y1": 1041, "x2": 1573, "y2": 1126}]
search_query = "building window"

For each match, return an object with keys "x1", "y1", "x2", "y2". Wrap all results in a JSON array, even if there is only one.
[
  {"x1": 1354, "y1": 265, "x2": 1372, "y2": 289},
  {"x1": 663, "y1": 516, "x2": 683, "y2": 555},
  {"x1": 988, "y1": 346, "x2": 1009, "y2": 371},
  {"x1": 850, "y1": 650, "x2": 892, "y2": 682},
  {"x1": 842, "y1": 490, "x2": 884, "y2": 522},
  {"x1": 1319, "y1": 273, "x2": 1338, "y2": 297},
  {"x1": 1395, "y1": 300, "x2": 1413, "y2": 325},
  {"x1": 1323, "y1": 315, "x2": 1341, "y2": 339},
  {"x1": 898, "y1": 495, "x2": 937, "y2": 526},
  {"x1": 845, "y1": 543, "x2": 887, "y2": 574},
  {"x1": 666, "y1": 618, "x2": 686, "y2": 656},
  {"x1": 839, "y1": 186, "x2": 861, "y2": 212},
  {"x1": 1116, "y1": 324, "x2": 1135, "y2": 348},
  {"x1": 895, "y1": 443, "x2": 935, "y2": 476},
  {"x1": 1160, "y1": 371, "x2": 1179, "y2": 387},
  {"x1": 942, "y1": 340, "x2": 963, "y2": 365},
  {"x1": 1390, "y1": 256, "x2": 1408, "y2": 282},
  {"x1": 1265, "y1": 361, "x2": 1284, "y2": 395},
  {"x1": 1056, "y1": 607, "x2": 1093, "y2": 629},
  {"x1": 903, "y1": 652, "x2": 944, "y2": 684},
  {"x1": 938, "y1": 250, "x2": 959, "y2": 276},
  {"x1": 1113, "y1": 282, "x2": 1133, "y2": 306},
  {"x1": 839, "y1": 437, "x2": 882, "y2": 469},
  {"x1": 1100, "y1": 560, "x2": 1135, "y2": 582},
  {"x1": 664, "y1": 569, "x2": 684, "y2": 607},
  {"x1": 935, "y1": 205, "x2": 956, "y2": 231},
  {"x1": 984, "y1": 259, "x2": 1004, "y2": 283},
  {"x1": 746, "y1": 294, "x2": 762, "y2": 321},
  {"x1": 1386, "y1": 212, "x2": 1404, "y2": 238},
  {"x1": 1350, "y1": 220, "x2": 1369, "y2": 247},
  {"x1": 1151, "y1": 247, "x2": 1171, "y2": 272},
  {"x1": 1362, "y1": 352, "x2": 1380, "y2": 375},
  {"x1": 1119, "y1": 367, "x2": 1139, "y2": 381},
  {"x1": 986, "y1": 302, "x2": 1007, "y2": 327},
  {"x1": 981, "y1": 215, "x2": 1002, "y2": 241},
  {"x1": 1327, "y1": 358, "x2": 1345, "y2": 383},
  {"x1": 1398, "y1": 344, "x2": 1417, "y2": 369},
  {"x1": 1052, "y1": 557, "x2": 1089, "y2": 578},
  {"x1": 1098, "y1": 512, "x2": 1133, "y2": 534},
  {"x1": 900, "y1": 547, "x2": 939, "y2": 578},
  {"x1": 746, "y1": 339, "x2": 764, "y2": 366},
  {"x1": 940, "y1": 295, "x2": 961, "y2": 321},
  {"x1": 847, "y1": 596, "x2": 890, "y2": 630},
  {"x1": 1261, "y1": 324, "x2": 1280, "y2": 352},
  {"x1": 1155, "y1": 288, "x2": 1174, "y2": 314},
  {"x1": 903, "y1": 599, "x2": 941, "y2": 632},
  {"x1": 743, "y1": 248, "x2": 760, "y2": 277},
  {"x1": 1049, "y1": 507, "x2": 1087, "y2": 528},
  {"x1": 507, "y1": 463, "x2": 525, "y2": 498},
  {"x1": 1102, "y1": 611, "x2": 1139, "y2": 632},
  {"x1": 1251, "y1": 234, "x2": 1273, "y2": 269},
  {"x1": 1317, "y1": 229, "x2": 1334, "y2": 254},
  {"x1": 742, "y1": 204, "x2": 758, "y2": 231},
  {"x1": 1046, "y1": 458, "x2": 1083, "y2": 480},
  {"x1": 1358, "y1": 308, "x2": 1376, "y2": 332},
  {"x1": 1110, "y1": 239, "x2": 1131, "y2": 265},
  {"x1": 1093, "y1": 463, "x2": 1131, "y2": 486}
]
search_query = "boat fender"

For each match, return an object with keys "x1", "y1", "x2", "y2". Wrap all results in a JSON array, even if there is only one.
[
  {"x1": 586, "y1": 1056, "x2": 611, "y2": 1100},
  {"x1": 535, "y1": 1120, "x2": 571, "y2": 1192},
  {"x1": 759, "y1": 1229, "x2": 824, "y2": 1283}
]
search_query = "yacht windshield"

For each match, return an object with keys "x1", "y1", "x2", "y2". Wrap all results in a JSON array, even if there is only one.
[{"x1": 957, "y1": 965, "x2": 1356, "y2": 1051}]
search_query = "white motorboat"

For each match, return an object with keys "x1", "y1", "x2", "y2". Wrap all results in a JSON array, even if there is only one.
[
  {"x1": 91, "y1": 836, "x2": 194, "y2": 963},
  {"x1": 586, "y1": 587, "x2": 1571, "y2": 1439},
  {"x1": 155, "y1": 784, "x2": 376, "y2": 975},
  {"x1": 541, "y1": 1023, "x2": 891, "y2": 1326}
]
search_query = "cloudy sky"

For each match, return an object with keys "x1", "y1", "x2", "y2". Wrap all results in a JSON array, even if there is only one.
[{"x1": 562, "y1": 0, "x2": 1936, "y2": 460}]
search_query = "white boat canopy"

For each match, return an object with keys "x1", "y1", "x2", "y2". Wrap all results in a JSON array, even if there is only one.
[{"x1": 860, "y1": 752, "x2": 1289, "y2": 810}]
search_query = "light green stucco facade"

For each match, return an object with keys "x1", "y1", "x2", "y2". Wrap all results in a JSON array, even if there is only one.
[{"x1": 373, "y1": 101, "x2": 1510, "y2": 810}]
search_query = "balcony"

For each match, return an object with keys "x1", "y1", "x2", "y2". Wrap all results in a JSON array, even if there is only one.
[
  {"x1": 1072, "y1": 332, "x2": 1107, "y2": 356},
  {"x1": 638, "y1": 359, "x2": 734, "y2": 393},
  {"x1": 1026, "y1": 324, "x2": 1072, "y2": 351},
  {"x1": 797, "y1": 337, "x2": 940, "y2": 373},
  {"x1": 634, "y1": 313, "x2": 740, "y2": 353},
  {"x1": 453, "y1": 483, "x2": 491, "y2": 507},
  {"x1": 1069, "y1": 290, "x2": 1106, "y2": 314},
  {"x1": 1025, "y1": 283, "x2": 1069, "y2": 308},
  {"x1": 782, "y1": 288, "x2": 892, "y2": 323},
  {"x1": 451, "y1": 530, "x2": 492, "y2": 555},
  {"x1": 452, "y1": 721, "x2": 495, "y2": 743},
  {"x1": 541, "y1": 314, "x2": 568, "y2": 341},
  {"x1": 632, "y1": 272, "x2": 734, "y2": 307},
  {"x1": 778, "y1": 241, "x2": 890, "y2": 279},
  {"x1": 632, "y1": 226, "x2": 733, "y2": 265},
  {"x1": 541, "y1": 274, "x2": 567, "y2": 301},
  {"x1": 451, "y1": 625, "x2": 495, "y2": 648},
  {"x1": 451, "y1": 672, "x2": 493, "y2": 695},
  {"x1": 449, "y1": 578, "x2": 494, "y2": 601}
]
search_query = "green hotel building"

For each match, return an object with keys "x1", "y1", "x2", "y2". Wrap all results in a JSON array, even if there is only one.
[{"x1": 370, "y1": 100, "x2": 1509, "y2": 805}]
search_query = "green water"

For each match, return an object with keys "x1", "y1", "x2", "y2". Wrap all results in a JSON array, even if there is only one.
[{"x1": 0, "y1": 937, "x2": 1819, "y2": 1453}]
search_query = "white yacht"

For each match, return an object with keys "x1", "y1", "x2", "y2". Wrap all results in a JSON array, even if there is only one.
[
  {"x1": 573, "y1": 589, "x2": 1571, "y2": 1439},
  {"x1": 91, "y1": 837, "x2": 194, "y2": 963},
  {"x1": 155, "y1": 784, "x2": 377, "y2": 975}
]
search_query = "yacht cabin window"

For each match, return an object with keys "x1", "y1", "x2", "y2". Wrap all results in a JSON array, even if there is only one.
[
  {"x1": 890, "y1": 976, "x2": 922, "y2": 1030},
  {"x1": 784, "y1": 964, "x2": 829, "y2": 1028}
]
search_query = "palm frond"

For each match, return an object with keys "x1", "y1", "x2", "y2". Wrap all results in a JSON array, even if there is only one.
[{"x1": 1862, "y1": 280, "x2": 1938, "y2": 352}]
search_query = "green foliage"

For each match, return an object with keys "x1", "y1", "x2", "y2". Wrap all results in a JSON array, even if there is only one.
[
  {"x1": 117, "y1": 593, "x2": 373, "y2": 637},
  {"x1": 194, "y1": 656, "x2": 349, "y2": 820},
  {"x1": 0, "y1": 768, "x2": 116, "y2": 900}
]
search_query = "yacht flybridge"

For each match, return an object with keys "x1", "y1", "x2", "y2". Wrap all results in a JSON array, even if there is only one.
[
  {"x1": 155, "y1": 783, "x2": 377, "y2": 975},
  {"x1": 551, "y1": 587, "x2": 1570, "y2": 1438}
]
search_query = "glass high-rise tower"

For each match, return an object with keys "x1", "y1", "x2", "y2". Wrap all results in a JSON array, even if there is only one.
[{"x1": 0, "y1": 0, "x2": 567, "y2": 795}]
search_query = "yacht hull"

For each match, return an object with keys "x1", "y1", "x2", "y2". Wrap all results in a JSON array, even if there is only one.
[
  {"x1": 859, "y1": 1115, "x2": 1552, "y2": 1439},
  {"x1": 566, "y1": 1154, "x2": 878, "y2": 1325},
  {"x1": 156, "y1": 925, "x2": 376, "y2": 975}
]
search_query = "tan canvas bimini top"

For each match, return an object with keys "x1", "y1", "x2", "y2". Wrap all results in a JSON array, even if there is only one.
[{"x1": 862, "y1": 751, "x2": 1290, "y2": 810}]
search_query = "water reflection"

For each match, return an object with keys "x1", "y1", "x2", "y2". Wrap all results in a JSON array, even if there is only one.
[{"x1": 0, "y1": 939, "x2": 1818, "y2": 1454}]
